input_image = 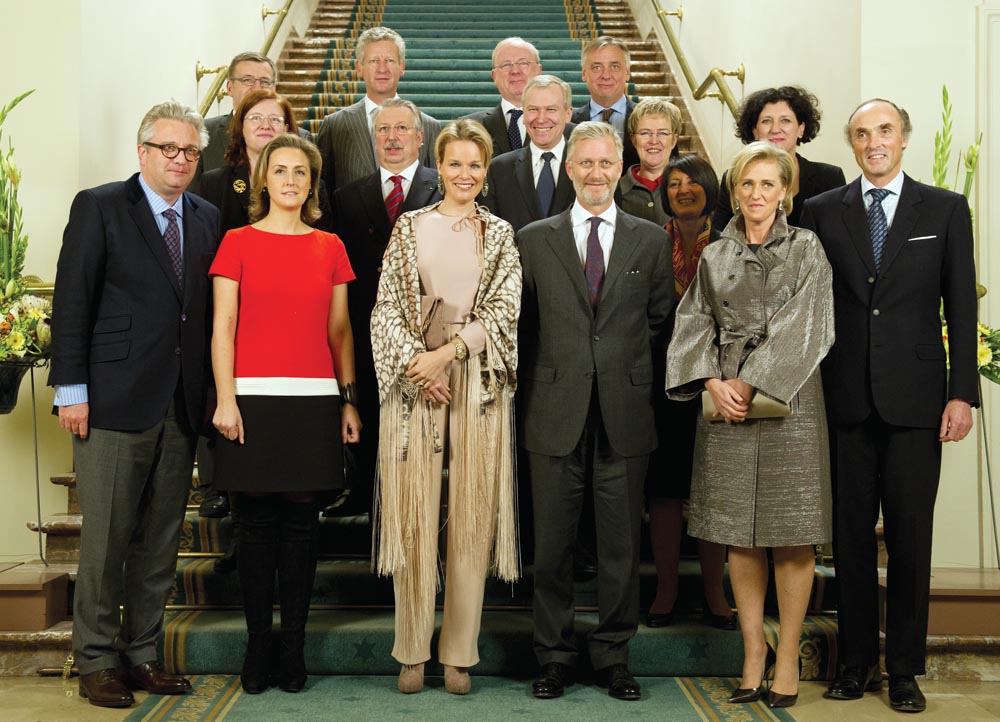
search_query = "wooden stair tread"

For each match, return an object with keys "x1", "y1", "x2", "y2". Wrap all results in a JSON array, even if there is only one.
[{"x1": 25, "y1": 515, "x2": 81, "y2": 535}]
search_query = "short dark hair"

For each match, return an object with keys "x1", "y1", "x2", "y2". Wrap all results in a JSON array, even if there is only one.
[
  {"x1": 662, "y1": 154, "x2": 719, "y2": 218},
  {"x1": 225, "y1": 90, "x2": 299, "y2": 167},
  {"x1": 248, "y1": 134, "x2": 323, "y2": 224},
  {"x1": 735, "y1": 86, "x2": 823, "y2": 145},
  {"x1": 228, "y1": 51, "x2": 276, "y2": 82}
]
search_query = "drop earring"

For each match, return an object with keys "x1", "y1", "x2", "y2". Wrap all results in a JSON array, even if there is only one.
[{"x1": 480, "y1": 179, "x2": 489, "y2": 197}]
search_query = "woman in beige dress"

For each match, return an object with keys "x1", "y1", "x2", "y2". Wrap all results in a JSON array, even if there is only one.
[
  {"x1": 666, "y1": 141, "x2": 834, "y2": 709},
  {"x1": 370, "y1": 120, "x2": 521, "y2": 695}
]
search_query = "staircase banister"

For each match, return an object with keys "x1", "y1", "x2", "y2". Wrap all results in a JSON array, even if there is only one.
[{"x1": 654, "y1": 4, "x2": 743, "y2": 119}]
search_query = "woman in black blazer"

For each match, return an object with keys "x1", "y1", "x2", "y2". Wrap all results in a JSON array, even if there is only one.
[
  {"x1": 196, "y1": 89, "x2": 333, "y2": 234},
  {"x1": 714, "y1": 86, "x2": 845, "y2": 229}
]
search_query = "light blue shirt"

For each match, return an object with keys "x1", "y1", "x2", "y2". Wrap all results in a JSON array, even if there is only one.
[
  {"x1": 860, "y1": 169, "x2": 905, "y2": 228},
  {"x1": 588, "y1": 95, "x2": 628, "y2": 138},
  {"x1": 54, "y1": 176, "x2": 185, "y2": 406}
]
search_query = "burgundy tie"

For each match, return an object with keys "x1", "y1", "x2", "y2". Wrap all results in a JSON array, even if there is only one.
[
  {"x1": 585, "y1": 216, "x2": 604, "y2": 307},
  {"x1": 162, "y1": 208, "x2": 183, "y2": 283},
  {"x1": 385, "y1": 175, "x2": 404, "y2": 224}
]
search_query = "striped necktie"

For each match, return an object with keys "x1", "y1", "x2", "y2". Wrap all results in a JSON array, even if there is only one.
[
  {"x1": 385, "y1": 175, "x2": 404, "y2": 224},
  {"x1": 867, "y1": 187, "x2": 891, "y2": 271}
]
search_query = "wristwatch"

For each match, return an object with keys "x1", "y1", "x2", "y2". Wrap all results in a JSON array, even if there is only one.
[
  {"x1": 341, "y1": 381, "x2": 358, "y2": 407},
  {"x1": 452, "y1": 337, "x2": 468, "y2": 362}
]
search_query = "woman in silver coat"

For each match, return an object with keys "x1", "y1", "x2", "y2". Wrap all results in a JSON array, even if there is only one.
[{"x1": 666, "y1": 141, "x2": 835, "y2": 709}]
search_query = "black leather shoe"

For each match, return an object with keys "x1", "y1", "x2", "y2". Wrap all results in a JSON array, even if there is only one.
[
  {"x1": 199, "y1": 491, "x2": 230, "y2": 518},
  {"x1": 824, "y1": 663, "x2": 883, "y2": 700},
  {"x1": 889, "y1": 675, "x2": 926, "y2": 713},
  {"x1": 768, "y1": 689, "x2": 798, "y2": 708},
  {"x1": 532, "y1": 662, "x2": 574, "y2": 699},
  {"x1": 573, "y1": 555, "x2": 598, "y2": 582},
  {"x1": 79, "y1": 668, "x2": 135, "y2": 708},
  {"x1": 729, "y1": 645, "x2": 775, "y2": 704},
  {"x1": 124, "y1": 661, "x2": 191, "y2": 695},
  {"x1": 595, "y1": 664, "x2": 641, "y2": 701},
  {"x1": 645, "y1": 610, "x2": 674, "y2": 627},
  {"x1": 704, "y1": 610, "x2": 738, "y2": 631}
]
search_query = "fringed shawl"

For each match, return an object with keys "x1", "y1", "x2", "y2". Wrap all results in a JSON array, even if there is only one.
[{"x1": 370, "y1": 202, "x2": 521, "y2": 655}]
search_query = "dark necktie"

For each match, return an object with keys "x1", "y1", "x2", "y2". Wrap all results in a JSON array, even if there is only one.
[
  {"x1": 162, "y1": 208, "x2": 183, "y2": 283},
  {"x1": 867, "y1": 187, "x2": 891, "y2": 271},
  {"x1": 585, "y1": 216, "x2": 605, "y2": 307},
  {"x1": 536, "y1": 151, "x2": 556, "y2": 217},
  {"x1": 600, "y1": 107, "x2": 615, "y2": 124},
  {"x1": 507, "y1": 109, "x2": 523, "y2": 150},
  {"x1": 385, "y1": 175, "x2": 404, "y2": 224}
]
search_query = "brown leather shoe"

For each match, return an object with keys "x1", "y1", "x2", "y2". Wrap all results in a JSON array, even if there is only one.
[
  {"x1": 125, "y1": 661, "x2": 191, "y2": 695},
  {"x1": 78, "y1": 668, "x2": 135, "y2": 708}
]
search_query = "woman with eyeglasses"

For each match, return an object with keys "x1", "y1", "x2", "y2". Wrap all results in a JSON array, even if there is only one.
[
  {"x1": 617, "y1": 98, "x2": 681, "y2": 225},
  {"x1": 196, "y1": 89, "x2": 334, "y2": 235},
  {"x1": 210, "y1": 133, "x2": 360, "y2": 694}
]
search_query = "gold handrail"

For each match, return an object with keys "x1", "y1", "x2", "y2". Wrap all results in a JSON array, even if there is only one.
[
  {"x1": 197, "y1": 0, "x2": 297, "y2": 118},
  {"x1": 655, "y1": 4, "x2": 744, "y2": 119}
]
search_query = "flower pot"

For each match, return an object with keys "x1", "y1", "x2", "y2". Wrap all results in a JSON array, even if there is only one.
[{"x1": 0, "y1": 362, "x2": 30, "y2": 414}]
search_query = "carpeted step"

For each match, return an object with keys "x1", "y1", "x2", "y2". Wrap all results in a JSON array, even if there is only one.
[{"x1": 158, "y1": 608, "x2": 838, "y2": 679}]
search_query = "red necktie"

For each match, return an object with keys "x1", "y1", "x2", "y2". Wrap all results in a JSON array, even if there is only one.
[{"x1": 385, "y1": 175, "x2": 404, "y2": 224}]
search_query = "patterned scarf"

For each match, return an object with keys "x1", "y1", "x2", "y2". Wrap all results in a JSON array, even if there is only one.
[{"x1": 668, "y1": 217, "x2": 713, "y2": 299}]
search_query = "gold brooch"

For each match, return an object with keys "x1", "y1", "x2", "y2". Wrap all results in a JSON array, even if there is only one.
[{"x1": 233, "y1": 179, "x2": 247, "y2": 194}]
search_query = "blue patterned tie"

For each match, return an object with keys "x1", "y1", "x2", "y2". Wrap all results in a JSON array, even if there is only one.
[
  {"x1": 536, "y1": 151, "x2": 555, "y2": 217},
  {"x1": 162, "y1": 208, "x2": 183, "y2": 283},
  {"x1": 867, "y1": 188, "x2": 891, "y2": 271},
  {"x1": 507, "y1": 109, "x2": 523, "y2": 150},
  {"x1": 585, "y1": 217, "x2": 604, "y2": 307}
]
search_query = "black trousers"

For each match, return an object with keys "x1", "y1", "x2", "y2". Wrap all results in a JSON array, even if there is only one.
[
  {"x1": 830, "y1": 412, "x2": 941, "y2": 675},
  {"x1": 529, "y1": 399, "x2": 647, "y2": 671}
]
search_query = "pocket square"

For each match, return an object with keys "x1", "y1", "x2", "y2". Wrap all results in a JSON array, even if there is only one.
[
  {"x1": 625, "y1": 269, "x2": 640, "y2": 275},
  {"x1": 907, "y1": 235, "x2": 937, "y2": 242}
]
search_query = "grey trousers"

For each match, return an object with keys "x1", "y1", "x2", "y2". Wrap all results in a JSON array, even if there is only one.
[{"x1": 72, "y1": 401, "x2": 196, "y2": 675}]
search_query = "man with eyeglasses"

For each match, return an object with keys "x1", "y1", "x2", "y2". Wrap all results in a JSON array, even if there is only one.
[
  {"x1": 571, "y1": 37, "x2": 639, "y2": 175},
  {"x1": 50, "y1": 101, "x2": 219, "y2": 709},
  {"x1": 198, "y1": 51, "x2": 311, "y2": 177},
  {"x1": 461, "y1": 37, "x2": 542, "y2": 156},
  {"x1": 317, "y1": 26, "x2": 441, "y2": 198},
  {"x1": 329, "y1": 97, "x2": 441, "y2": 518},
  {"x1": 516, "y1": 122, "x2": 673, "y2": 702}
]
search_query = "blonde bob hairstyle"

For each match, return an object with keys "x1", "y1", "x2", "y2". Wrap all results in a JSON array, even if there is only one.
[
  {"x1": 727, "y1": 140, "x2": 795, "y2": 216},
  {"x1": 627, "y1": 97, "x2": 682, "y2": 137},
  {"x1": 434, "y1": 119, "x2": 494, "y2": 170},
  {"x1": 248, "y1": 134, "x2": 323, "y2": 224}
]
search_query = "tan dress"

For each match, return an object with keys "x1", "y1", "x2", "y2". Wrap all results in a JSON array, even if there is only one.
[{"x1": 665, "y1": 212, "x2": 835, "y2": 547}]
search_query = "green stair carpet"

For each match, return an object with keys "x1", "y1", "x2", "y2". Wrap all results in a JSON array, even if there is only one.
[{"x1": 126, "y1": 674, "x2": 795, "y2": 722}]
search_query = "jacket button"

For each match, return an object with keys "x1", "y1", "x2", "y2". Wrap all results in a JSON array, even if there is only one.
[
  {"x1": 872, "y1": 309, "x2": 880, "y2": 316},
  {"x1": 376, "y1": 265, "x2": 383, "y2": 273},
  {"x1": 868, "y1": 276, "x2": 875, "y2": 284},
  {"x1": 593, "y1": 335, "x2": 600, "y2": 341},
  {"x1": 722, "y1": 300, "x2": 729, "y2": 307},
  {"x1": 180, "y1": 313, "x2": 187, "y2": 322},
  {"x1": 728, "y1": 274, "x2": 735, "y2": 281},
  {"x1": 174, "y1": 347, "x2": 182, "y2": 355}
]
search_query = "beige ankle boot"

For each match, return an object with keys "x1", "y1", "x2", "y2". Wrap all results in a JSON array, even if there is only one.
[
  {"x1": 397, "y1": 663, "x2": 424, "y2": 694},
  {"x1": 444, "y1": 665, "x2": 471, "y2": 695}
]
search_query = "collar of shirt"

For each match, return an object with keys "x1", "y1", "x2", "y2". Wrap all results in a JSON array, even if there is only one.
[
  {"x1": 630, "y1": 165, "x2": 661, "y2": 192},
  {"x1": 589, "y1": 95, "x2": 628, "y2": 120},
  {"x1": 364, "y1": 95, "x2": 400, "y2": 129},
  {"x1": 529, "y1": 138, "x2": 566, "y2": 185},
  {"x1": 500, "y1": 98, "x2": 521, "y2": 118},
  {"x1": 570, "y1": 200, "x2": 617, "y2": 266},
  {"x1": 138, "y1": 173, "x2": 184, "y2": 242},
  {"x1": 380, "y1": 160, "x2": 420, "y2": 200},
  {"x1": 860, "y1": 169, "x2": 905, "y2": 227}
]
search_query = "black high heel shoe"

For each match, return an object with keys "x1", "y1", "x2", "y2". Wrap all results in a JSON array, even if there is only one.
[
  {"x1": 767, "y1": 655, "x2": 802, "y2": 708},
  {"x1": 729, "y1": 644, "x2": 776, "y2": 704}
]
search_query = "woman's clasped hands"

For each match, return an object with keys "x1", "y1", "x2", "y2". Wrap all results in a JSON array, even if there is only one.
[{"x1": 705, "y1": 378, "x2": 754, "y2": 423}]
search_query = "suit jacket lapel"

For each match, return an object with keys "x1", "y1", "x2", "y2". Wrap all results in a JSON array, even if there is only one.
[
  {"x1": 544, "y1": 210, "x2": 591, "y2": 308},
  {"x1": 552, "y1": 147, "x2": 575, "y2": 213},
  {"x1": 486, "y1": 104, "x2": 511, "y2": 155},
  {"x1": 840, "y1": 179, "x2": 877, "y2": 275},
  {"x1": 181, "y1": 193, "x2": 210, "y2": 306},
  {"x1": 514, "y1": 148, "x2": 542, "y2": 218},
  {"x1": 601, "y1": 211, "x2": 640, "y2": 300},
  {"x1": 348, "y1": 102, "x2": 376, "y2": 170},
  {"x1": 879, "y1": 174, "x2": 921, "y2": 274},
  {"x1": 404, "y1": 165, "x2": 440, "y2": 211},
  {"x1": 127, "y1": 177, "x2": 182, "y2": 300},
  {"x1": 359, "y1": 173, "x2": 391, "y2": 240}
]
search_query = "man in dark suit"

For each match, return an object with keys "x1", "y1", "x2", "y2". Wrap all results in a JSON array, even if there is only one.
[
  {"x1": 331, "y1": 97, "x2": 441, "y2": 516},
  {"x1": 800, "y1": 98, "x2": 978, "y2": 714},
  {"x1": 49, "y1": 101, "x2": 219, "y2": 708},
  {"x1": 571, "y1": 36, "x2": 638, "y2": 173},
  {"x1": 482, "y1": 75, "x2": 575, "y2": 233},
  {"x1": 461, "y1": 37, "x2": 541, "y2": 155},
  {"x1": 317, "y1": 26, "x2": 441, "y2": 198},
  {"x1": 518, "y1": 122, "x2": 674, "y2": 701}
]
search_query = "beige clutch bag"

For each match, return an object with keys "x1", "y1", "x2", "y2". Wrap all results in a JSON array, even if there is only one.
[
  {"x1": 419, "y1": 295, "x2": 449, "y2": 350},
  {"x1": 702, "y1": 390, "x2": 792, "y2": 421}
]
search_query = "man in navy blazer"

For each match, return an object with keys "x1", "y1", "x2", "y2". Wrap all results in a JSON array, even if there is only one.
[
  {"x1": 331, "y1": 98, "x2": 441, "y2": 516},
  {"x1": 801, "y1": 98, "x2": 978, "y2": 714},
  {"x1": 49, "y1": 101, "x2": 219, "y2": 709},
  {"x1": 518, "y1": 122, "x2": 674, "y2": 701}
]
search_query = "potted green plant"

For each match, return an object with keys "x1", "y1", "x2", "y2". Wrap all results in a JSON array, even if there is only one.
[{"x1": 0, "y1": 89, "x2": 51, "y2": 413}]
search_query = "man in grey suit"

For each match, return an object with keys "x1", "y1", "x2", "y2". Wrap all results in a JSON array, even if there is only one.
[
  {"x1": 50, "y1": 101, "x2": 219, "y2": 708},
  {"x1": 331, "y1": 98, "x2": 441, "y2": 516},
  {"x1": 518, "y1": 122, "x2": 674, "y2": 701},
  {"x1": 570, "y1": 36, "x2": 639, "y2": 173},
  {"x1": 316, "y1": 26, "x2": 441, "y2": 198},
  {"x1": 461, "y1": 37, "x2": 542, "y2": 155},
  {"x1": 482, "y1": 75, "x2": 576, "y2": 232}
]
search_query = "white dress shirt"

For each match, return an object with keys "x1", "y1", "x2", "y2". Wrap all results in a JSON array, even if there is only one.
[
  {"x1": 529, "y1": 138, "x2": 566, "y2": 188},
  {"x1": 379, "y1": 160, "x2": 420, "y2": 201},
  {"x1": 861, "y1": 169, "x2": 905, "y2": 228},
  {"x1": 500, "y1": 98, "x2": 525, "y2": 146},
  {"x1": 570, "y1": 200, "x2": 617, "y2": 268}
]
